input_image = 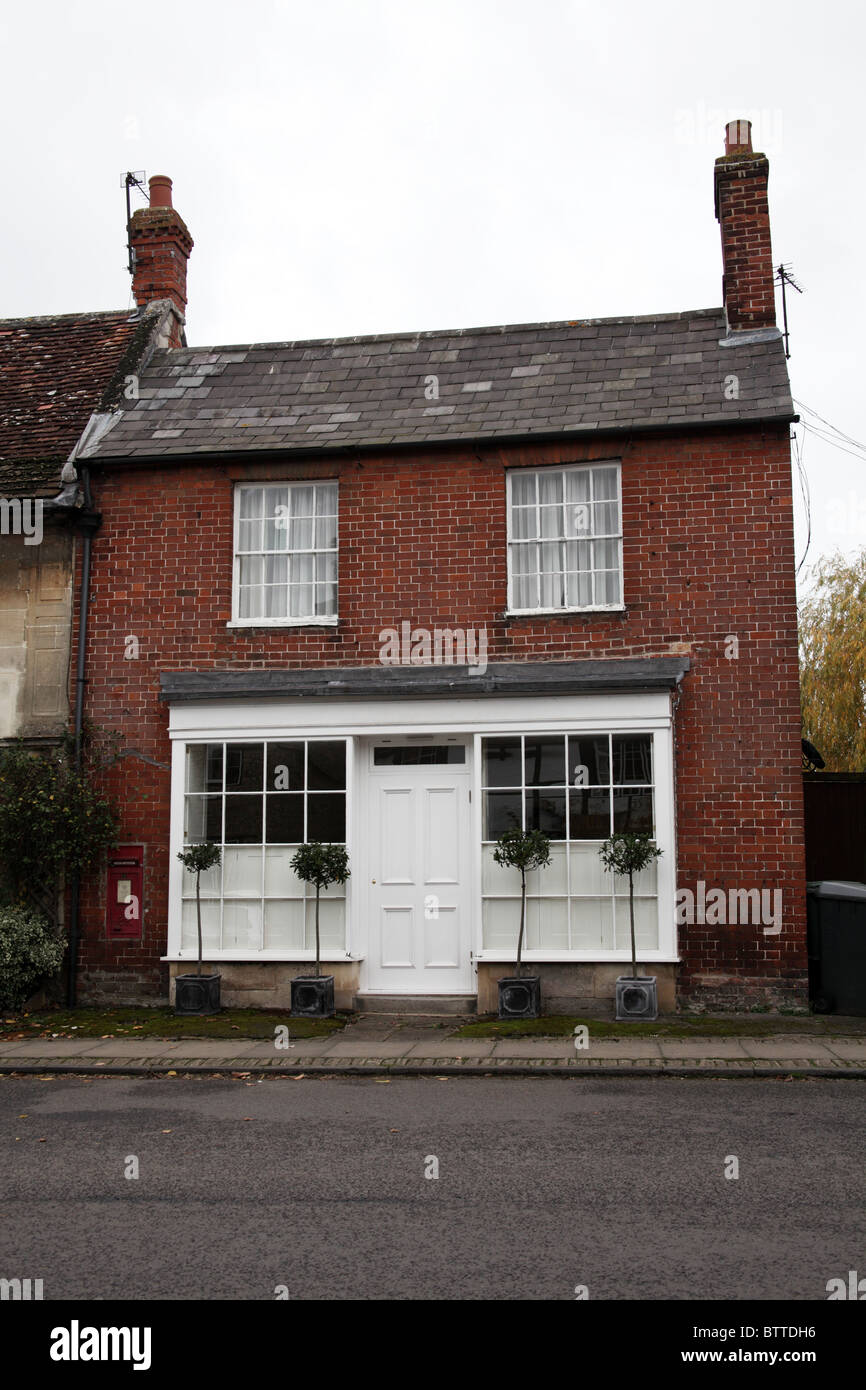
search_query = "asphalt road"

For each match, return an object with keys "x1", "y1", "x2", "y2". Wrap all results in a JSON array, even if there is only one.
[{"x1": 1, "y1": 1075, "x2": 864, "y2": 1301}]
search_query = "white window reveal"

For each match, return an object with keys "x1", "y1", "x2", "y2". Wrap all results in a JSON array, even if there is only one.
[
  {"x1": 181, "y1": 739, "x2": 348, "y2": 955},
  {"x1": 507, "y1": 463, "x2": 622, "y2": 612},
  {"x1": 481, "y1": 732, "x2": 658, "y2": 953},
  {"x1": 233, "y1": 482, "x2": 338, "y2": 625}
]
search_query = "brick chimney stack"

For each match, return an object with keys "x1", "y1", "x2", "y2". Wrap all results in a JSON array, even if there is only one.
[
  {"x1": 129, "y1": 175, "x2": 193, "y2": 348},
  {"x1": 714, "y1": 120, "x2": 776, "y2": 332}
]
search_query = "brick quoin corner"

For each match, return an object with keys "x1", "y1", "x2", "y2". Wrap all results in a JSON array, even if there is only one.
[{"x1": 73, "y1": 422, "x2": 807, "y2": 1010}]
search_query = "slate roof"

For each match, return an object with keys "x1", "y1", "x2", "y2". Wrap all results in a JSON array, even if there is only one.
[
  {"x1": 82, "y1": 308, "x2": 794, "y2": 463},
  {"x1": 160, "y1": 656, "x2": 690, "y2": 703},
  {"x1": 0, "y1": 307, "x2": 163, "y2": 495}
]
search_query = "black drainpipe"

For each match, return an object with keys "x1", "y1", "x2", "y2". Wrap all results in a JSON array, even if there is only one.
[{"x1": 66, "y1": 466, "x2": 101, "y2": 1007}]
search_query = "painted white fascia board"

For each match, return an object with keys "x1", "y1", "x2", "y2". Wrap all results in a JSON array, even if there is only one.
[{"x1": 168, "y1": 690, "x2": 673, "y2": 740}]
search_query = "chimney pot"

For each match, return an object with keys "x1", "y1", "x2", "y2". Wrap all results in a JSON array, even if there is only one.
[
  {"x1": 148, "y1": 174, "x2": 173, "y2": 209},
  {"x1": 724, "y1": 119, "x2": 753, "y2": 156}
]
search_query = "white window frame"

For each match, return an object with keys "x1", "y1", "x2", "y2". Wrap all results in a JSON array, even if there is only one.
[
  {"x1": 506, "y1": 461, "x2": 624, "y2": 615},
  {"x1": 229, "y1": 480, "x2": 339, "y2": 628}
]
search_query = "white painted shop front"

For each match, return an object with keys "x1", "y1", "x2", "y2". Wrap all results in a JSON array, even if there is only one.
[{"x1": 164, "y1": 689, "x2": 678, "y2": 1002}]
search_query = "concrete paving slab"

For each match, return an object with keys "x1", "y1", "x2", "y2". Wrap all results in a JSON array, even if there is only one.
[
  {"x1": 823, "y1": 1040, "x2": 866, "y2": 1059},
  {"x1": 0, "y1": 1039, "x2": 112, "y2": 1056},
  {"x1": 405, "y1": 1040, "x2": 496, "y2": 1058},
  {"x1": 577, "y1": 1040, "x2": 663, "y2": 1058},
  {"x1": 323, "y1": 1040, "x2": 413, "y2": 1058},
  {"x1": 659, "y1": 1039, "x2": 749, "y2": 1058},
  {"x1": 740, "y1": 1039, "x2": 836, "y2": 1059},
  {"x1": 490, "y1": 1040, "x2": 577, "y2": 1058},
  {"x1": 71, "y1": 1040, "x2": 184, "y2": 1057}
]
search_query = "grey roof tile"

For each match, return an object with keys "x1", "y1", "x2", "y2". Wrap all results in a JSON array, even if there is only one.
[{"x1": 82, "y1": 309, "x2": 794, "y2": 461}]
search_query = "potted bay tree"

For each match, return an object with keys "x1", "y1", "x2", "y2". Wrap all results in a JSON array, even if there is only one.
[
  {"x1": 493, "y1": 825, "x2": 551, "y2": 1020},
  {"x1": 290, "y1": 841, "x2": 350, "y2": 1018},
  {"x1": 175, "y1": 841, "x2": 222, "y2": 1015},
  {"x1": 599, "y1": 832, "x2": 663, "y2": 1020}
]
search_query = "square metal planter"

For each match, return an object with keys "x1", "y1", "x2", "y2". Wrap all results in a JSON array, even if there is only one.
[
  {"x1": 615, "y1": 975, "x2": 658, "y2": 1021},
  {"x1": 291, "y1": 975, "x2": 335, "y2": 1018},
  {"x1": 174, "y1": 973, "x2": 221, "y2": 1016},
  {"x1": 498, "y1": 975, "x2": 541, "y2": 1020}
]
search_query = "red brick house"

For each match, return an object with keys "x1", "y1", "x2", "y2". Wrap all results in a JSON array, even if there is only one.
[{"x1": 72, "y1": 121, "x2": 805, "y2": 1013}]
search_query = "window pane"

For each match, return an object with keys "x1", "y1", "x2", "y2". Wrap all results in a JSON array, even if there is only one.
[
  {"x1": 184, "y1": 795, "x2": 222, "y2": 843},
  {"x1": 539, "y1": 506, "x2": 562, "y2": 539},
  {"x1": 315, "y1": 484, "x2": 338, "y2": 515},
  {"x1": 565, "y1": 469, "x2": 590, "y2": 504},
  {"x1": 566, "y1": 572, "x2": 593, "y2": 607},
  {"x1": 237, "y1": 518, "x2": 261, "y2": 552},
  {"x1": 510, "y1": 472, "x2": 536, "y2": 506},
  {"x1": 223, "y1": 847, "x2": 262, "y2": 896},
  {"x1": 539, "y1": 570, "x2": 565, "y2": 607},
  {"x1": 569, "y1": 737, "x2": 610, "y2": 786},
  {"x1": 225, "y1": 795, "x2": 263, "y2": 843},
  {"x1": 315, "y1": 514, "x2": 337, "y2": 549},
  {"x1": 267, "y1": 743, "x2": 304, "y2": 791},
  {"x1": 612, "y1": 736, "x2": 653, "y2": 784},
  {"x1": 264, "y1": 485, "x2": 289, "y2": 517},
  {"x1": 316, "y1": 583, "x2": 338, "y2": 614},
  {"x1": 239, "y1": 486, "x2": 263, "y2": 519},
  {"x1": 291, "y1": 485, "x2": 315, "y2": 517},
  {"x1": 289, "y1": 517, "x2": 314, "y2": 551},
  {"x1": 266, "y1": 794, "x2": 304, "y2": 844},
  {"x1": 373, "y1": 745, "x2": 465, "y2": 765},
  {"x1": 222, "y1": 900, "x2": 262, "y2": 950},
  {"x1": 264, "y1": 514, "x2": 290, "y2": 551},
  {"x1": 592, "y1": 501, "x2": 619, "y2": 535},
  {"x1": 264, "y1": 555, "x2": 288, "y2": 585},
  {"x1": 592, "y1": 466, "x2": 618, "y2": 500},
  {"x1": 308, "y1": 742, "x2": 346, "y2": 790},
  {"x1": 538, "y1": 471, "x2": 563, "y2": 504},
  {"x1": 288, "y1": 585, "x2": 314, "y2": 617},
  {"x1": 526, "y1": 789, "x2": 567, "y2": 837},
  {"x1": 613, "y1": 788, "x2": 654, "y2": 833},
  {"x1": 186, "y1": 744, "x2": 223, "y2": 793},
  {"x1": 264, "y1": 585, "x2": 288, "y2": 619},
  {"x1": 264, "y1": 848, "x2": 305, "y2": 897},
  {"x1": 483, "y1": 737, "x2": 522, "y2": 787},
  {"x1": 569, "y1": 788, "x2": 611, "y2": 838},
  {"x1": 593, "y1": 538, "x2": 619, "y2": 570},
  {"x1": 512, "y1": 573, "x2": 536, "y2": 609},
  {"x1": 239, "y1": 556, "x2": 262, "y2": 586},
  {"x1": 484, "y1": 790, "x2": 523, "y2": 838},
  {"x1": 570, "y1": 896, "x2": 612, "y2": 949},
  {"x1": 225, "y1": 744, "x2": 263, "y2": 792},
  {"x1": 307, "y1": 793, "x2": 346, "y2": 841},
  {"x1": 263, "y1": 899, "x2": 306, "y2": 951},
  {"x1": 238, "y1": 586, "x2": 261, "y2": 620},
  {"x1": 614, "y1": 896, "x2": 658, "y2": 952},
  {"x1": 595, "y1": 569, "x2": 621, "y2": 605},
  {"x1": 316, "y1": 552, "x2": 337, "y2": 584},
  {"x1": 524, "y1": 737, "x2": 566, "y2": 786},
  {"x1": 512, "y1": 508, "x2": 537, "y2": 540}
]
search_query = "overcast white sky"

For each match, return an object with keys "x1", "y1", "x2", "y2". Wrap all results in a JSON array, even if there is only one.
[{"x1": 1, "y1": 0, "x2": 864, "y2": 589}]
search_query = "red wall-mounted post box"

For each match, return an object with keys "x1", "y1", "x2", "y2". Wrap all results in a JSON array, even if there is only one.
[{"x1": 107, "y1": 845, "x2": 144, "y2": 939}]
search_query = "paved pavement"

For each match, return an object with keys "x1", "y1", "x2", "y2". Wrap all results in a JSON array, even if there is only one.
[
  {"x1": 2, "y1": 1014, "x2": 866, "y2": 1076},
  {"x1": 2, "y1": 1074, "x2": 864, "y2": 1300}
]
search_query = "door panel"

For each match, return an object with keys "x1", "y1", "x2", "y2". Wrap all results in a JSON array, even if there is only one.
[{"x1": 365, "y1": 752, "x2": 472, "y2": 993}]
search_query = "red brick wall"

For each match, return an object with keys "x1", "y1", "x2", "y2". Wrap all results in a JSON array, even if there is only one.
[{"x1": 72, "y1": 423, "x2": 807, "y2": 1009}]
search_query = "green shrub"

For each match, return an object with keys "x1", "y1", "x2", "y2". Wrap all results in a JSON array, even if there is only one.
[{"x1": 0, "y1": 905, "x2": 66, "y2": 1010}]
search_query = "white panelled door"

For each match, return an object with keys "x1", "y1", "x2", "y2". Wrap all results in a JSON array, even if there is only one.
[{"x1": 364, "y1": 743, "x2": 473, "y2": 993}]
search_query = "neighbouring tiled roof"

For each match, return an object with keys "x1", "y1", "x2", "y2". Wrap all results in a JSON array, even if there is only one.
[
  {"x1": 160, "y1": 657, "x2": 690, "y2": 702},
  {"x1": 0, "y1": 307, "x2": 163, "y2": 495},
  {"x1": 83, "y1": 308, "x2": 794, "y2": 462}
]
